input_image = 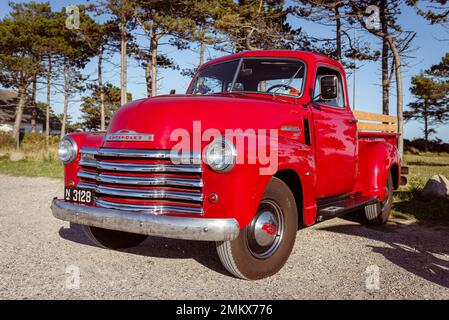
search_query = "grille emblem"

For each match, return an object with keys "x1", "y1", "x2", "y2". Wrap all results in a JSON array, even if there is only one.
[{"x1": 105, "y1": 129, "x2": 154, "y2": 142}]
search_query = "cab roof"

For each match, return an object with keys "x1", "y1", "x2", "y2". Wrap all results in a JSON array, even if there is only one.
[{"x1": 201, "y1": 50, "x2": 343, "y2": 70}]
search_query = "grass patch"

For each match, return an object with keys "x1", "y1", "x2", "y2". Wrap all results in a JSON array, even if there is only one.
[
  {"x1": 392, "y1": 153, "x2": 449, "y2": 225},
  {"x1": 0, "y1": 149, "x2": 63, "y2": 179}
]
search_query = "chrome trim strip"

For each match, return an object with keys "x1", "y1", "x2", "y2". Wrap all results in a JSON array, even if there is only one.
[
  {"x1": 79, "y1": 159, "x2": 202, "y2": 173},
  {"x1": 78, "y1": 182, "x2": 203, "y2": 202},
  {"x1": 80, "y1": 147, "x2": 201, "y2": 163},
  {"x1": 94, "y1": 198, "x2": 203, "y2": 214},
  {"x1": 52, "y1": 199, "x2": 239, "y2": 241},
  {"x1": 78, "y1": 170, "x2": 203, "y2": 187}
]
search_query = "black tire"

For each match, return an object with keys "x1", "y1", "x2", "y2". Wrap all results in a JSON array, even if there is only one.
[
  {"x1": 365, "y1": 172, "x2": 393, "y2": 225},
  {"x1": 216, "y1": 177, "x2": 298, "y2": 280},
  {"x1": 82, "y1": 225, "x2": 148, "y2": 250}
]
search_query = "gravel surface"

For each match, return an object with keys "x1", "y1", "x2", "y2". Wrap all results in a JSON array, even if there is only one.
[{"x1": 1, "y1": 174, "x2": 448, "y2": 299}]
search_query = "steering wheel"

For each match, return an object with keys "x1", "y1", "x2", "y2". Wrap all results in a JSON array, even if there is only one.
[{"x1": 266, "y1": 84, "x2": 298, "y2": 93}]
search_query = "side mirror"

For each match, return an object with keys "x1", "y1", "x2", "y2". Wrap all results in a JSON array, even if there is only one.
[
  {"x1": 170, "y1": 89, "x2": 176, "y2": 95},
  {"x1": 319, "y1": 75, "x2": 338, "y2": 100}
]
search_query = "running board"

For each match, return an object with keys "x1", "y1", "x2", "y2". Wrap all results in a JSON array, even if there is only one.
[{"x1": 316, "y1": 193, "x2": 379, "y2": 222}]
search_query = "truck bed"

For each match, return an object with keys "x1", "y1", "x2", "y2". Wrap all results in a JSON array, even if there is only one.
[
  {"x1": 354, "y1": 110, "x2": 399, "y2": 141},
  {"x1": 354, "y1": 111, "x2": 399, "y2": 148}
]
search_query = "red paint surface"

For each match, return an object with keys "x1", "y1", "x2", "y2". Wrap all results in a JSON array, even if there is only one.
[{"x1": 63, "y1": 50, "x2": 401, "y2": 229}]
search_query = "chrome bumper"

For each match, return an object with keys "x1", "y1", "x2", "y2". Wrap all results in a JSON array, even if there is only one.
[{"x1": 51, "y1": 199, "x2": 240, "y2": 241}]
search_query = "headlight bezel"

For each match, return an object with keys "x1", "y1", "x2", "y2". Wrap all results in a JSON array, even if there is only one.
[
  {"x1": 204, "y1": 137, "x2": 237, "y2": 173},
  {"x1": 58, "y1": 135, "x2": 78, "y2": 164}
]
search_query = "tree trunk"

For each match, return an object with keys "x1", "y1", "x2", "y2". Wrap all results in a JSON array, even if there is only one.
[
  {"x1": 199, "y1": 39, "x2": 205, "y2": 66},
  {"x1": 145, "y1": 59, "x2": 151, "y2": 97},
  {"x1": 423, "y1": 101, "x2": 429, "y2": 152},
  {"x1": 31, "y1": 74, "x2": 37, "y2": 133},
  {"x1": 31, "y1": 109, "x2": 37, "y2": 134},
  {"x1": 150, "y1": 34, "x2": 158, "y2": 97},
  {"x1": 335, "y1": 7, "x2": 342, "y2": 62},
  {"x1": 387, "y1": 37, "x2": 404, "y2": 158},
  {"x1": 60, "y1": 63, "x2": 71, "y2": 139},
  {"x1": 12, "y1": 87, "x2": 27, "y2": 150},
  {"x1": 45, "y1": 56, "x2": 51, "y2": 146},
  {"x1": 199, "y1": 25, "x2": 205, "y2": 66},
  {"x1": 120, "y1": 4, "x2": 127, "y2": 105},
  {"x1": 98, "y1": 47, "x2": 106, "y2": 131},
  {"x1": 380, "y1": 0, "x2": 390, "y2": 115}
]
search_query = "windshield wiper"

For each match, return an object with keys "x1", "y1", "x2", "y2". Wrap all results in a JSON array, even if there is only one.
[{"x1": 271, "y1": 65, "x2": 303, "y2": 96}]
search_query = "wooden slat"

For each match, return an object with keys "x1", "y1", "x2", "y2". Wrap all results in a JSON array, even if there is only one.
[
  {"x1": 353, "y1": 111, "x2": 397, "y2": 124},
  {"x1": 357, "y1": 122, "x2": 397, "y2": 132}
]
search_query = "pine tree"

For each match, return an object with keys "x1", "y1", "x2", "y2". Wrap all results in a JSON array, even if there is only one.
[
  {"x1": 216, "y1": 0, "x2": 295, "y2": 52},
  {"x1": 0, "y1": 2, "x2": 48, "y2": 148},
  {"x1": 131, "y1": 0, "x2": 195, "y2": 97},
  {"x1": 405, "y1": 74, "x2": 449, "y2": 151},
  {"x1": 349, "y1": 0, "x2": 417, "y2": 157},
  {"x1": 293, "y1": 0, "x2": 379, "y2": 68},
  {"x1": 80, "y1": 84, "x2": 132, "y2": 131}
]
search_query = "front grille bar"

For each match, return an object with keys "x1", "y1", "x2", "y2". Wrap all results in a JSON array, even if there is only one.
[
  {"x1": 78, "y1": 147, "x2": 203, "y2": 215},
  {"x1": 78, "y1": 182, "x2": 203, "y2": 202},
  {"x1": 79, "y1": 158, "x2": 202, "y2": 173},
  {"x1": 78, "y1": 170, "x2": 203, "y2": 188},
  {"x1": 81, "y1": 147, "x2": 201, "y2": 164},
  {"x1": 94, "y1": 198, "x2": 203, "y2": 215}
]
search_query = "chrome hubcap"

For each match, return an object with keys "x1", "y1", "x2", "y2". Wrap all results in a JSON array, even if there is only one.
[
  {"x1": 254, "y1": 210, "x2": 278, "y2": 247},
  {"x1": 246, "y1": 199, "x2": 284, "y2": 259}
]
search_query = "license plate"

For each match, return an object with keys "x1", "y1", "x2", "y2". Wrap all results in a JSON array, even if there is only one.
[{"x1": 64, "y1": 187, "x2": 93, "y2": 204}]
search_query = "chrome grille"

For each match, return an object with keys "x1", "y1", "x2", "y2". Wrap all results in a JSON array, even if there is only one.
[{"x1": 78, "y1": 148, "x2": 203, "y2": 215}]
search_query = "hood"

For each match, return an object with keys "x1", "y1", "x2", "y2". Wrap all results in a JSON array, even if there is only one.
[{"x1": 103, "y1": 94, "x2": 306, "y2": 149}]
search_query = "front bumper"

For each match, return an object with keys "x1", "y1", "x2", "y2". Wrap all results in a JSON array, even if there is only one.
[{"x1": 51, "y1": 199, "x2": 240, "y2": 241}]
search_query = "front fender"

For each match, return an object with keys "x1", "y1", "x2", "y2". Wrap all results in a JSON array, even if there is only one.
[
  {"x1": 63, "y1": 132, "x2": 105, "y2": 186},
  {"x1": 202, "y1": 133, "x2": 315, "y2": 229},
  {"x1": 357, "y1": 141, "x2": 400, "y2": 201}
]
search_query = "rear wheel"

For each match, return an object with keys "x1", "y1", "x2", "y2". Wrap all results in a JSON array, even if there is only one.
[
  {"x1": 216, "y1": 177, "x2": 298, "y2": 280},
  {"x1": 365, "y1": 172, "x2": 393, "y2": 225},
  {"x1": 82, "y1": 225, "x2": 148, "y2": 249}
]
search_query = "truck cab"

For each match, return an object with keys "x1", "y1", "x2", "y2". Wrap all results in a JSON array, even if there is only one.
[{"x1": 52, "y1": 50, "x2": 403, "y2": 280}]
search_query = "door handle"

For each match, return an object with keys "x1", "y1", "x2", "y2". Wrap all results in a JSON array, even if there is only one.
[{"x1": 348, "y1": 119, "x2": 358, "y2": 124}]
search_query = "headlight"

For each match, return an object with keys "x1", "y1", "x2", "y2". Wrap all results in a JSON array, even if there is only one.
[
  {"x1": 58, "y1": 136, "x2": 77, "y2": 164},
  {"x1": 204, "y1": 138, "x2": 237, "y2": 173}
]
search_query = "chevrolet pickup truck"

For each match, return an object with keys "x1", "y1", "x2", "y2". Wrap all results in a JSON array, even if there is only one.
[{"x1": 52, "y1": 50, "x2": 406, "y2": 280}]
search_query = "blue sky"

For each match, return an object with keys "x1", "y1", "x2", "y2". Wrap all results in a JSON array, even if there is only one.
[{"x1": 0, "y1": 0, "x2": 448, "y2": 141}]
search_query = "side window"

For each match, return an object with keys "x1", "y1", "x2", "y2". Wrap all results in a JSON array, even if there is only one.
[{"x1": 314, "y1": 67, "x2": 345, "y2": 108}]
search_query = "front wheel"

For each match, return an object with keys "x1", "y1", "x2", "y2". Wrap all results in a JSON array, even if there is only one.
[
  {"x1": 216, "y1": 177, "x2": 298, "y2": 280},
  {"x1": 82, "y1": 225, "x2": 148, "y2": 249},
  {"x1": 365, "y1": 172, "x2": 393, "y2": 225}
]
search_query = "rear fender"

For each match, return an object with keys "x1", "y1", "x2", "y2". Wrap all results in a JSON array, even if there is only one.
[{"x1": 356, "y1": 141, "x2": 400, "y2": 201}]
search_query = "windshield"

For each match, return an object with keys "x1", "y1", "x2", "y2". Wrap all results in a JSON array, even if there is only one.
[{"x1": 187, "y1": 58, "x2": 306, "y2": 97}]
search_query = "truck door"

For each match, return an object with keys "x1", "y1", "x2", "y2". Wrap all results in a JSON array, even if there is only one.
[{"x1": 310, "y1": 65, "x2": 358, "y2": 198}]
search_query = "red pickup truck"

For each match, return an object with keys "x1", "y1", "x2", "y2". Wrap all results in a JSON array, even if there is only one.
[{"x1": 52, "y1": 50, "x2": 406, "y2": 280}]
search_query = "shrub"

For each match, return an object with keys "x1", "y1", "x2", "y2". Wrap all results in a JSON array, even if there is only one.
[
  {"x1": 0, "y1": 132, "x2": 15, "y2": 149},
  {"x1": 21, "y1": 133, "x2": 59, "y2": 152},
  {"x1": 404, "y1": 139, "x2": 449, "y2": 154}
]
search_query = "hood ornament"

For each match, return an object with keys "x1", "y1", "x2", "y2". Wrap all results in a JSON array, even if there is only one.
[{"x1": 105, "y1": 129, "x2": 154, "y2": 142}]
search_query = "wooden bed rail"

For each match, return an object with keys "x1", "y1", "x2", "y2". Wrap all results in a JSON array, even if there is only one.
[{"x1": 353, "y1": 111, "x2": 398, "y2": 133}]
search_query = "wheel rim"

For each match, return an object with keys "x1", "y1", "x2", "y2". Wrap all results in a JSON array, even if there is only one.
[{"x1": 245, "y1": 199, "x2": 285, "y2": 259}]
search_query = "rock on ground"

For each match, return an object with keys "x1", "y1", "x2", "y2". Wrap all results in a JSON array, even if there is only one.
[{"x1": 422, "y1": 174, "x2": 449, "y2": 198}]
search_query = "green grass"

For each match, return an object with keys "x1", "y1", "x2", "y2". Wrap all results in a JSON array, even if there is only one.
[
  {"x1": 392, "y1": 153, "x2": 449, "y2": 225},
  {"x1": 0, "y1": 152, "x2": 63, "y2": 179}
]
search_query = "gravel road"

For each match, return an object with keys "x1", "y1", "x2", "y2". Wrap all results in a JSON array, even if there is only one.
[{"x1": 1, "y1": 174, "x2": 448, "y2": 299}]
